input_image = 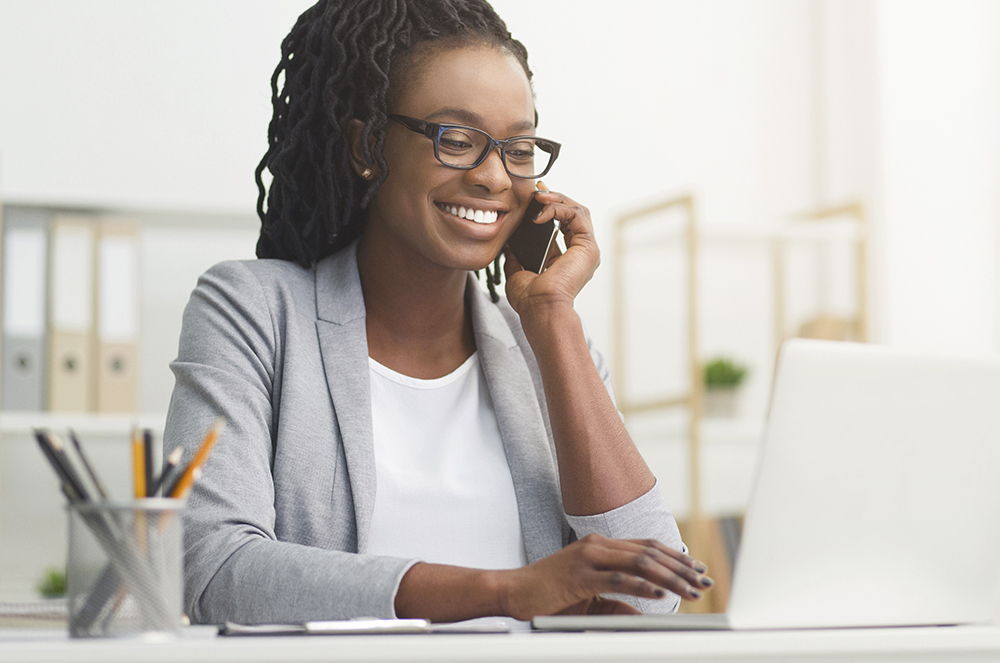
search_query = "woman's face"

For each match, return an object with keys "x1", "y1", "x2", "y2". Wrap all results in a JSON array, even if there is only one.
[{"x1": 364, "y1": 45, "x2": 538, "y2": 274}]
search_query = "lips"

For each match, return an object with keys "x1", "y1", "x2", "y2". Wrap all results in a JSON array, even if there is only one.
[{"x1": 435, "y1": 202, "x2": 503, "y2": 225}]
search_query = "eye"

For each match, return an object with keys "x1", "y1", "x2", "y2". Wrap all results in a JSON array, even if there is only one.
[
  {"x1": 438, "y1": 129, "x2": 477, "y2": 153},
  {"x1": 505, "y1": 140, "x2": 536, "y2": 161}
]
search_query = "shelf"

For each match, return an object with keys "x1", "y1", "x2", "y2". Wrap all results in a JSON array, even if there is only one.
[
  {"x1": 0, "y1": 412, "x2": 166, "y2": 437},
  {"x1": 626, "y1": 222, "x2": 865, "y2": 250}
]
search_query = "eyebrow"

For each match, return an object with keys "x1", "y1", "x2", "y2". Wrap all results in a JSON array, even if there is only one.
[{"x1": 424, "y1": 107, "x2": 535, "y2": 133}]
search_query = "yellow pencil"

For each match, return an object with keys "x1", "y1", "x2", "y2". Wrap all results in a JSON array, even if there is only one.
[
  {"x1": 168, "y1": 419, "x2": 224, "y2": 499},
  {"x1": 131, "y1": 426, "x2": 145, "y2": 499}
]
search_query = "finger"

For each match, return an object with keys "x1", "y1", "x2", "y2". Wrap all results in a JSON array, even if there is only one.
[
  {"x1": 586, "y1": 567, "x2": 669, "y2": 601},
  {"x1": 533, "y1": 189, "x2": 578, "y2": 207},
  {"x1": 533, "y1": 206, "x2": 592, "y2": 251},
  {"x1": 590, "y1": 546, "x2": 707, "y2": 600},
  {"x1": 612, "y1": 539, "x2": 714, "y2": 591},
  {"x1": 626, "y1": 538, "x2": 709, "y2": 573},
  {"x1": 502, "y1": 248, "x2": 524, "y2": 278}
]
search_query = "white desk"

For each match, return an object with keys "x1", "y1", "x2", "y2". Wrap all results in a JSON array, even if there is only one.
[{"x1": 3, "y1": 625, "x2": 1000, "y2": 662}]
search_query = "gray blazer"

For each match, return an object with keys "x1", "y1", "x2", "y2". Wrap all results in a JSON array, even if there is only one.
[{"x1": 164, "y1": 241, "x2": 684, "y2": 624}]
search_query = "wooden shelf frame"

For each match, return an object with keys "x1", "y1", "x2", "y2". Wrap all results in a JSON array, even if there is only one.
[{"x1": 611, "y1": 195, "x2": 870, "y2": 612}]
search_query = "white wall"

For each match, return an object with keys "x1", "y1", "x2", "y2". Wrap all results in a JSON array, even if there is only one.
[
  {"x1": 0, "y1": 0, "x2": 312, "y2": 214},
  {"x1": 873, "y1": 0, "x2": 1000, "y2": 352},
  {"x1": 818, "y1": 0, "x2": 1000, "y2": 352}
]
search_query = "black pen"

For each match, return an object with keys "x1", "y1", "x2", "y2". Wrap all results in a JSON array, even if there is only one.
[
  {"x1": 149, "y1": 446, "x2": 183, "y2": 497},
  {"x1": 34, "y1": 430, "x2": 77, "y2": 499},
  {"x1": 143, "y1": 429, "x2": 155, "y2": 497}
]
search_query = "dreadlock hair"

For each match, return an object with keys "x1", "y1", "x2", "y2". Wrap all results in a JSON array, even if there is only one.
[{"x1": 254, "y1": 0, "x2": 533, "y2": 303}]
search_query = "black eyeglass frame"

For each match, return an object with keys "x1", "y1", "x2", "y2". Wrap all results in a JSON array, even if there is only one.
[{"x1": 388, "y1": 114, "x2": 561, "y2": 180}]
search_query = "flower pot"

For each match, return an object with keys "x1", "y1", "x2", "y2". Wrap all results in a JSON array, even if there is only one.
[{"x1": 704, "y1": 387, "x2": 740, "y2": 419}]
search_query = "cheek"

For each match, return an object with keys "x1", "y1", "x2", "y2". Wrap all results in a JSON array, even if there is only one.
[{"x1": 509, "y1": 182, "x2": 537, "y2": 217}]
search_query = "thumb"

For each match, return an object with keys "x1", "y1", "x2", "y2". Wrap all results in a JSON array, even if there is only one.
[{"x1": 502, "y1": 248, "x2": 523, "y2": 278}]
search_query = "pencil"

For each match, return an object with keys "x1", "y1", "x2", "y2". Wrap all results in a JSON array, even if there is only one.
[
  {"x1": 167, "y1": 419, "x2": 223, "y2": 499},
  {"x1": 69, "y1": 429, "x2": 110, "y2": 501},
  {"x1": 33, "y1": 430, "x2": 84, "y2": 502},
  {"x1": 131, "y1": 426, "x2": 146, "y2": 499},
  {"x1": 45, "y1": 431, "x2": 93, "y2": 503},
  {"x1": 149, "y1": 446, "x2": 183, "y2": 497},
  {"x1": 143, "y1": 429, "x2": 155, "y2": 497}
]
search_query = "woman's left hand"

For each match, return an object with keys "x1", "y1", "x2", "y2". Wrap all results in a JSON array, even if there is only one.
[{"x1": 503, "y1": 188, "x2": 599, "y2": 317}]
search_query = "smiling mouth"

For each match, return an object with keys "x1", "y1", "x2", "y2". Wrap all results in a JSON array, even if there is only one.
[{"x1": 436, "y1": 202, "x2": 503, "y2": 225}]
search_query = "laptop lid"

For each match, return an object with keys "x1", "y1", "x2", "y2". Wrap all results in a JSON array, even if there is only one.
[{"x1": 728, "y1": 340, "x2": 1000, "y2": 629}]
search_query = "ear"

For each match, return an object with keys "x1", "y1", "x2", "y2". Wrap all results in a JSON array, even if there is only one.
[{"x1": 347, "y1": 118, "x2": 375, "y2": 179}]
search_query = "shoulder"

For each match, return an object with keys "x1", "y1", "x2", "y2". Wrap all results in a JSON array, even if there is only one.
[
  {"x1": 192, "y1": 258, "x2": 318, "y2": 314},
  {"x1": 197, "y1": 258, "x2": 313, "y2": 296},
  {"x1": 179, "y1": 259, "x2": 321, "y2": 351}
]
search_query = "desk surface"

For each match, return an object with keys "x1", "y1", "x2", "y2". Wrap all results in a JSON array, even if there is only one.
[{"x1": 3, "y1": 625, "x2": 1000, "y2": 663}]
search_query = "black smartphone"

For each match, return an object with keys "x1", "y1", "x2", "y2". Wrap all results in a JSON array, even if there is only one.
[{"x1": 506, "y1": 192, "x2": 558, "y2": 273}]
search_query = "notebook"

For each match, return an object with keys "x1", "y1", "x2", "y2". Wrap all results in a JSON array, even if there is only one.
[{"x1": 534, "y1": 340, "x2": 1000, "y2": 631}]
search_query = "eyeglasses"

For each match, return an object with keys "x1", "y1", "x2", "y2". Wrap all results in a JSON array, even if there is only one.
[{"x1": 388, "y1": 114, "x2": 561, "y2": 180}]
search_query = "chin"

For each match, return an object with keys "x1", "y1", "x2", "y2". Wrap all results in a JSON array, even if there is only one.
[{"x1": 444, "y1": 245, "x2": 503, "y2": 273}]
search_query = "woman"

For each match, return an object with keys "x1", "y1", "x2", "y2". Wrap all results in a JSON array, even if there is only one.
[{"x1": 164, "y1": 0, "x2": 711, "y2": 625}]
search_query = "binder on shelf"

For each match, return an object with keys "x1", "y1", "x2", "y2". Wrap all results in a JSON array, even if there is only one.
[
  {"x1": 1, "y1": 206, "x2": 51, "y2": 411},
  {"x1": 94, "y1": 218, "x2": 139, "y2": 413},
  {"x1": 47, "y1": 215, "x2": 97, "y2": 412}
]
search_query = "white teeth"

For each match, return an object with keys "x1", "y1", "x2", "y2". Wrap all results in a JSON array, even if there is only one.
[{"x1": 439, "y1": 203, "x2": 500, "y2": 224}]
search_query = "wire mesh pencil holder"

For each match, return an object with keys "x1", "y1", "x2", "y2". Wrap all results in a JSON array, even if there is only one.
[{"x1": 66, "y1": 499, "x2": 183, "y2": 638}]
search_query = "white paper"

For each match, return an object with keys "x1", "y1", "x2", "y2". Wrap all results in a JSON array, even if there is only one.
[
  {"x1": 3, "y1": 228, "x2": 46, "y2": 335},
  {"x1": 51, "y1": 223, "x2": 94, "y2": 331},
  {"x1": 98, "y1": 234, "x2": 139, "y2": 340}
]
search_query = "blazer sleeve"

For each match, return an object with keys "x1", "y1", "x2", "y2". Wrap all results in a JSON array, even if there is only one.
[
  {"x1": 164, "y1": 261, "x2": 418, "y2": 624},
  {"x1": 561, "y1": 340, "x2": 688, "y2": 614}
]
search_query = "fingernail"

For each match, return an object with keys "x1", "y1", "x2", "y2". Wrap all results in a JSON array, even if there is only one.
[
  {"x1": 689, "y1": 589, "x2": 701, "y2": 599},
  {"x1": 700, "y1": 576, "x2": 714, "y2": 587},
  {"x1": 694, "y1": 563, "x2": 708, "y2": 573},
  {"x1": 654, "y1": 589, "x2": 666, "y2": 598}
]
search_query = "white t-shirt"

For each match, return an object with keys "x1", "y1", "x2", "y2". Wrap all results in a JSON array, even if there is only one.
[{"x1": 365, "y1": 353, "x2": 528, "y2": 570}]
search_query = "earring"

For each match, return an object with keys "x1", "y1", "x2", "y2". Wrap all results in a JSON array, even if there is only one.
[{"x1": 361, "y1": 168, "x2": 374, "y2": 180}]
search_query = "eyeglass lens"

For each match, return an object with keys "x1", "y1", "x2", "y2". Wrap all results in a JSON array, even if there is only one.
[{"x1": 437, "y1": 127, "x2": 555, "y2": 178}]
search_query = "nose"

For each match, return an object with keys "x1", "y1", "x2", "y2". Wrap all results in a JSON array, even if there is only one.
[{"x1": 464, "y1": 146, "x2": 512, "y2": 194}]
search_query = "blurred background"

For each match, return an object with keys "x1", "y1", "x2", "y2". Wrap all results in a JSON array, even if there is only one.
[{"x1": 0, "y1": 0, "x2": 998, "y2": 612}]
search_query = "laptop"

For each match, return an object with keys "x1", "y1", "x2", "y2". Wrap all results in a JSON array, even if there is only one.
[{"x1": 534, "y1": 339, "x2": 1000, "y2": 631}]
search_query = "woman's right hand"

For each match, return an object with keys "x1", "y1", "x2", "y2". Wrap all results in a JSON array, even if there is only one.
[{"x1": 497, "y1": 534, "x2": 713, "y2": 620}]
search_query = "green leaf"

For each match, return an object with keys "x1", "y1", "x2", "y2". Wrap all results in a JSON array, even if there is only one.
[
  {"x1": 703, "y1": 357, "x2": 748, "y2": 388},
  {"x1": 36, "y1": 567, "x2": 67, "y2": 598}
]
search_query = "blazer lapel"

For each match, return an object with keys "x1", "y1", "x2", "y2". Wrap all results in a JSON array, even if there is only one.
[
  {"x1": 314, "y1": 243, "x2": 377, "y2": 553},
  {"x1": 468, "y1": 279, "x2": 567, "y2": 562}
]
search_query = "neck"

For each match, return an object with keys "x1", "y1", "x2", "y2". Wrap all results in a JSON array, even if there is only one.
[{"x1": 356, "y1": 233, "x2": 476, "y2": 377}]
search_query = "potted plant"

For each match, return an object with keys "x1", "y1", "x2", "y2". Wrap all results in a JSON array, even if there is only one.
[
  {"x1": 36, "y1": 567, "x2": 66, "y2": 599},
  {"x1": 702, "y1": 356, "x2": 749, "y2": 418}
]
